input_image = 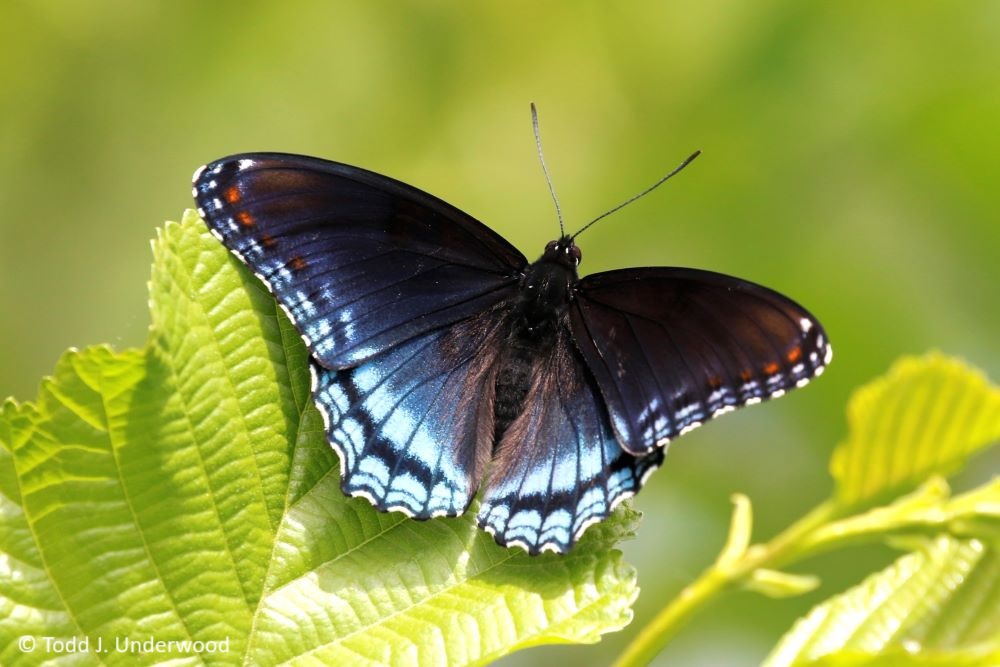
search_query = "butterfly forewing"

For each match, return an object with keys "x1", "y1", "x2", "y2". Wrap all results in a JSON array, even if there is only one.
[
  {"x1": 571, "y1": 268, "x2": 831, "y2": 455},
  {"x1": 193, "y1": 153, "x2": 527, "y2": 368}
]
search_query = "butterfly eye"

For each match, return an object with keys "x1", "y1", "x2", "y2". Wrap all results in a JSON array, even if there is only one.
[
  {"x1": 545, "y1": 240, "x2": 558, "y2": 252},
  {"x1": 569, "y1": 245, "x2": 582, "y2": 264}
]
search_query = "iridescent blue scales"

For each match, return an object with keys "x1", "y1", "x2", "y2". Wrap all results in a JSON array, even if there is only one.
[{"x1": 193, "y1": 153, "x2": 831, "y2": 555}]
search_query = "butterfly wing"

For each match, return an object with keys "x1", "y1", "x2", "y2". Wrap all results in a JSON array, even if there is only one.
[
  {"x1": 313, "y1": 309, "x2": 507, "y2": 518},
  {"x1": 571, "y1": 268, "x2": 832, "y2": 456},
  {"x1": 193, "y1": 153, "x2": 527, "y2": 368},
  {"x1": 476, "y1": 328, "x2": 663, "y2": 554}
]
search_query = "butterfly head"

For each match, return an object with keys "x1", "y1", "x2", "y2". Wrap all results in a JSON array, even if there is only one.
[
  {"x1": 543, "y1": 236, "x2": 582, "y2": 269},
  {"x1": 519, "y1": 236, "x2": 581, "y2": 322}
]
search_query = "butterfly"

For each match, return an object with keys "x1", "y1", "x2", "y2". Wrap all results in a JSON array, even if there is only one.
[{"x1": 192, "y1": 145, "x2": 831, "y2": 555}]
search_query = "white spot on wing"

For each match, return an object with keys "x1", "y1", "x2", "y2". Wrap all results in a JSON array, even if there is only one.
[
  {"x1": 307, "y1": 363, "x2": 320, "y2": 391},
  {"x1": 640, "y1": 457, "x2": 663, "y2": 484},
  {"x1": 608, "y1": 489, "x2": 636, "y2": 511},
  {"x1": 679, "y1": 421, "x2": 702, "y2": 436},
  {"x1": 506, "y1": 539, "x2": 532, "y2": 553},
  {"x1": 573, "y1": 515, "x2": 604, "y2": 542}
]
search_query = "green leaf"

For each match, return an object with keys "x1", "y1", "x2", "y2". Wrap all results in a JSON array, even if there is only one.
[
  {"x1": 764, "y1": 536, "x2": 1000, "y2": 667},
  {"x1": 799, "y1": 477, "x2": 1000, "y2": 556},
  {"x1": 716, "y1": 494, "x2": 753, "y2": 568},
  {"x1": 0, "y1": 210, "x2": 640, "y2": 665},
  {"x1": 937, "y1": 477, "x2": 1000, "y2": 541},
  {"x1": 744, "y1": 569, "x2": 821, "y2": 599},
  {"x1": 830, "y1": 354, "x2": 1000, "y2": 509},
  {"x1": 0, "y1": 400, "x2": 81, "y2": 666}
]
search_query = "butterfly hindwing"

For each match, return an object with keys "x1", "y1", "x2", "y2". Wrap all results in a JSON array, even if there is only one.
[
  {"x1": 571, "y1": 268, "x2": 832, "y2": 455},
  {"x1": 476, "y1": 328, "x2": 663, "y2": 554},
  {"x1": 194, "y1": 153, "x2": 527, "y2": 368},
  {"x1": 312, "y1": 310, "x2": 507, "y2": 518}
]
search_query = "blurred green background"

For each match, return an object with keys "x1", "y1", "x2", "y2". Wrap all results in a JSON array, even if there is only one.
[{"x1": 2, "y1": 2, "x2": 998, "y2": 665}]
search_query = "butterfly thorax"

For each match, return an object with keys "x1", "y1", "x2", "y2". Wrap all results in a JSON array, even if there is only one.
[{"x1": 514, "y1": 236, "x2": 581, "y2": 336}]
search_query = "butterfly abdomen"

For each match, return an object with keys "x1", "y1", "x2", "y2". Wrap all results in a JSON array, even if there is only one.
[{"x1": 494, "y1": 342, "x2": 535, "y2": 444}]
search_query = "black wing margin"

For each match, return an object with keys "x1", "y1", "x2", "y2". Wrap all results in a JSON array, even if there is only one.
[
  {"x1": 571, "y1": 268, "x2": 831, "y2": 456},
  {"x1": 193, "y1": 153, "x2": 527, "y2": 369}
]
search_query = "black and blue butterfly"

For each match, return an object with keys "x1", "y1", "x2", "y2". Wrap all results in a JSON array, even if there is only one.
[{"x1": 192, "y1": 135, "x2": 831, "y2": 555}]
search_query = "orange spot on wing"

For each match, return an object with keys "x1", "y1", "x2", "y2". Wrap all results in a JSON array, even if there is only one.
[
  {"x1": 740, "y1": 369, "x2": 753, "y2": 382},
  {"x1": 260, "y1": 233, "x2": 276, "y2": 248},
  {"x1": 764, "y1": 362, "x2": 780, "y2": 375},
  {"x1": 787, "y1": 346, "x2": 802, "y2": 363},
  {"x1": 236, "y1": 211, "x2": 254, "y2": 227},
  {"x1": 708, "y1": 375, "x2": 722, "y2": 388},
  {"x1": 225, "y1": 186, "x2": 241, "y2": 204},
  {"x1": 290, "y1": 256, "x2": 308, "y2": 271}
]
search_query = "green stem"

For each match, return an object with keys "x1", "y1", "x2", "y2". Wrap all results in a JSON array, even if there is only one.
[
  {"x1": 613, "y1": 565, "x2": 730, "y2": 667},
  {"x1": 613, "y1": 499, "x2": 838, "y2": 667}
]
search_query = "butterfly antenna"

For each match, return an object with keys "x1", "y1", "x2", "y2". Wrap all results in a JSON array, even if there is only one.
[
  {"x1": 571, "y1": 149, "x2": 701, "y2": 240},
  {"x1": 531, "y1": 103, "x2": 565, "y2": 237}
]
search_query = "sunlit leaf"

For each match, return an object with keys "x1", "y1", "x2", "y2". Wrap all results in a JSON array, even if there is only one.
[
  {"x1": 0, "y1": 211, "x2": 640, "y2": 665},
  {"x1": 938, "y1": 477, "x2": 1000, "y2": 541},
  {"x1": 764, "y1": 536, "x2": 1000, "y2": 667},
  {"x1": 801, "y1": 477, "x2": 1000, "y2": 555},
  {"x1": 744, "y1": 569, "x2": 821, "y2": 599},
  {"x1": 830, "y1": 354, "x2": 1000, "y2": 509},
  {"x1": 0, "y1": 401, "x2": 80, "y2": 666},
  {"x1": 717, "y1": 493, "x2": 753, "y2": 568}
]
